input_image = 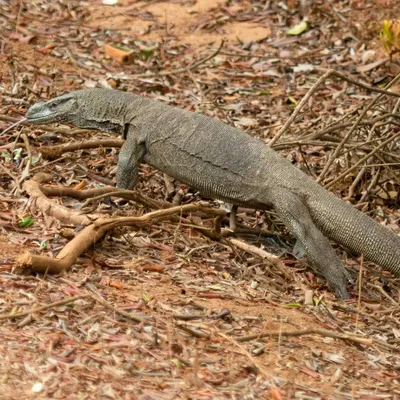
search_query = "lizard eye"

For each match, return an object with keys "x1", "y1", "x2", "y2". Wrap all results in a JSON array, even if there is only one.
[{"x1": 49, "y1": 103, "x2": 58, "y2": 110}]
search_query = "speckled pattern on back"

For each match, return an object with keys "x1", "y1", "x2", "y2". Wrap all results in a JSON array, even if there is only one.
[{"x1": 26, "y1": 88, "x2": 400, "y2": 299}]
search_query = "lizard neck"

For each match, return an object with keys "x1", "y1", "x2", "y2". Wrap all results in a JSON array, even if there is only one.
[
  {"x1": 75, "y1": 116, "x2": 123, "y2": 134},
  {"x1": 73, "y1": 89, "x2": 144, "y2": 134}
]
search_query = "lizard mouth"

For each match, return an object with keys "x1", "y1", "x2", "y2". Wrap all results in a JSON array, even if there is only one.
[
  {"x1": 26, "y1": 116, "x2": 55, "y2": 124},
  {"x1": 27, "y1": 115, "x2": 52, "y2": 122},
  {"x1": 25, "y1": 108, "x2": 57, "y2": 124}
]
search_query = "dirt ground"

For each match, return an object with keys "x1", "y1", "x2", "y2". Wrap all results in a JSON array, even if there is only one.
[{"x1": 0, "y1": 0, "x2": 400, "y2": 399}]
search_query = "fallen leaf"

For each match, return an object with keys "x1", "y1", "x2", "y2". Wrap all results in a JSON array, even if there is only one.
[
  {"x1": 361, "y1": 49, "x2": 376, "y2": 64},
  {"x1": 104, "y1": 44, "x2": 134, "y2": 64},
  {"x1": 8, "y1": 33, "x2": 36, "y2": 44},
  {"x1": 32, "y1": 382, "x2": 44, "y2": 393},
  {"x1": 269, "y1": 388, "x2": 283, "y2": 400},
  {"x1": 141, "y1": 264, "x2": 165, "y2": 272},
  {"x1": 36, "y1": 43, "x2": 56, "y2": 55},
  {"x1": 377, "y1": 189, "x2": 398, "y2": 200},
  {"x1": 357, "y1": 57, "x2": 389, "y2": 73},
  {"x1": 287, "y1": 20, "x2": 308, "y2": 36},
  {"x1": 235, "y1": 117, "x2": 258, "y2": 127},
  {"x1": 292, "y1": 63, "x2": 314, "y2": 73},
  {"x1": 322, "y1": 352, "x2": 345, "y2": 364}
]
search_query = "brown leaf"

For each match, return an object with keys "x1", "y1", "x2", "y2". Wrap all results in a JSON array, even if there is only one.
[
  {"x1": 104, "y1": 44, "x2": 134, "y2": 64},
  {"x1": 8, "y1": 33, "x2": 36, "y2": 44}
]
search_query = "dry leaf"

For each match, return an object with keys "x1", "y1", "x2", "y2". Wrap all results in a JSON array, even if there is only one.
[
  {"x1": 104, "y1": 44, "x2": 134, "y2": 64},
  {"x1": 287, "y1": 20, "x2": 308, "y2": 35}
]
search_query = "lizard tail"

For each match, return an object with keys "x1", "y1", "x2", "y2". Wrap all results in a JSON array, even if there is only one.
[{"x1": 309, "y1": 189, "x2": 400, "y2": 277}]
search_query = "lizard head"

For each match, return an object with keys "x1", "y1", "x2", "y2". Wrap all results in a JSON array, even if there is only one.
[
  {"x1": 26, "y1": 89, "x2": 130, "y2": 134},
  {"x1": 26, "y1": 92, "x2": 79, "y2": 125}
]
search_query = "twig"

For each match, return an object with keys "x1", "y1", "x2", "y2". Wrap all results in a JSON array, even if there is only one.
[
  {"x1": 80, "y1": 188, "x2": 164, "y2": 209},
  {"x1": 347, "y1": 124, "x2": 376, "y2": 200},
  {"x1": 357, "y1": 165, "x2": 381, "y2": 204},
  {"x1": 355, "y1": 254, "x2": 363, "y2": 329},
  {"x1": 324, "y1": 131, "x2": 400, "y2": 189},
  {"x1": 175, "y1": 322, "x2": 210, "y2": 338},
  {"x1": 0, "y1": 163, "x2": 21, "y2": 191},
  {"x1": 236, "y1": 328, "x2": 373, "y2": 345},
  {"x1": 270, "y1": 69, "x2": 400, "y2": 148},
  {"x1": 40, "y1": 139, "x2": 123, "y2": 160},
  {"x1": 269, "y1": 70, "x2": 333, "y2": 147},
  {"x1": 367, "y1": 283, "x2": 399, "y2": 306},
  {"x1": 218, "y1": 331, "x2": 273, "y2": 378},
  {"x1": 19, "y1": 133, "x2": 32, "y2": 184},
  {"x1": 317, "y1": 72, "x2": 400, "y2": 183},
  {"x1": 347, "y1": 159, "x2": 373, "y2": 200},
  {"x1": 23, "y1": 178, "x2": 94, "y2": 226},
  {"x1": 0, "y1": 117, "x2": 26, "y2": 135},
  {"x1": 0, "y1": 293, "x2": 91, "y2": 320},
  {"x1": 173, "y1": 313, "x2": 207, "y2": 321},
  {"x1": 15, "y1": 0, "x2": 23, "y2": 33},
  {"x1": 90, "y1": 294, "x2": 146, "y2": 324},
  {"x1": 94, "y1": 203, "x2": 223, "y2": 231},
  {"x1": 40, "y1": 184, "x2": 167, "y2": 210},
  {"x1": 308, "y1": 112, "x2": 400, "y2": 141},
  {"x1": 226, "y1": 238, "x2": 291, "y2": 279},
  {"x1": 274, "y1": 139, "x2": 370, "y2": 151},
  {"x1": 31, "y1": 156, "x2": 67, "y2": 173},
  {"x1": 217, "y1": 47, "x2": 342, "y2": 60},
  {"x1": 15, "y1": 203, "x2": 224, "y2": 274},
  {"x1": 317, "y1": 68, "x2": 400, "y2": 99},
  {"x1": 124, "y1": 40, "x2": 225, "y2": 79}
]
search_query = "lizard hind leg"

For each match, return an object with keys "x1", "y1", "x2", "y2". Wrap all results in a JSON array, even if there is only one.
[
  {"x1": 229, "y1": 205, "x2": 238, "y2": 231},
  {"x1": 268, "y1": 189, "x2": 350, "y2": 299}
]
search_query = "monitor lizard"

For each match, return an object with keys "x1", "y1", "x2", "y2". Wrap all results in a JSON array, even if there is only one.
[{"x1": 25, "y1": 88, "x2": 400, "y2": 299}]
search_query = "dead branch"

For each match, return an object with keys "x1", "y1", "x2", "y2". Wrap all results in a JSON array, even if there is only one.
[
  {"x1": 307, "y1": 113, "x2": 400, "y2": 141},
  {"x1": 236, "y1": 327, "x2": 400, "y2": 352},
  {"x1": 0, "y1": 163, "x2": 21, "y2": 192},
  {"x1": 23, "y1": 178, "x2": 95, "y2": 226},
  {"x1": 0, "y1": 293, "x2": 91, "y2": 321},
  {"x1": 236, "y1": 328, "x2": 373, "y2": 345},
  {"x1": 41, "y1": 185, "x2": 166, "y2": 209},
  {"x1": 121, "y1": 39, "x2": 225, "y2": 79},
  {"x1": 90, "y1": 293, "x2": 146, "y2": 324},
  {"x1": 317, "y1": 72, "x2": 400, "y2": 183},
  {"x1": 269, "y1": 70, "x2": 333, "y2": 146},
  {"x1": 15, "y1": 203, "x2": 224, "y2": 274},
  {"x1": 325, "y1": 131, "x2": 400, "y2": 189},
  {"x1": 269, "y1": 70, "x2": 400, "y2": 148},
  {"x1": 92, "y1": 203, "x2": 224, "y2": 231},
  {"x1": 40, "y1": 138, "x2": 123, "y2": 160},
  {"x1": 175, "y1": 322, "x2": 210, "y2": 338},
  {"x1": 274, "y1": 139, "x2": 370, "y2": 151},
  {"x1": 19, "y1": 133, "x2": 32, "y2": 184},
  {"x1": 15, "y1": 221, "x2": 106, "y2": 274},
  {"x1": 0, "y1": 117, "x2": 27, "y2": 135},
  {"x1": 41, "y1": 184, "x2": 284, "y2": 244},
  {"x1": 217, "y1": 331, "x2": 273, "y2": 378},
  {"x1": 226, "y1": 238, "x2": 292, "y2": 279},
  {"x1": 319, "y1": 68, "x2": 400, "y2": 99},
  {"x1": 35, "y1": 180, "x2": 225, "y2": 241}
]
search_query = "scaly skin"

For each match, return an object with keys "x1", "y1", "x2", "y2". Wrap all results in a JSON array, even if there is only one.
[{"x1": 26, "y1": 89, "x2": 400, "y2": 299}]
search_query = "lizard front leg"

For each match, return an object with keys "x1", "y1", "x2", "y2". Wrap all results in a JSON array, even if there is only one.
[
  {"x1": 116, "y1": 128, "x2": 146, "y2": 190},
  {"x1": 269, "y1": 189, "x2": 350, "y2": 299}
]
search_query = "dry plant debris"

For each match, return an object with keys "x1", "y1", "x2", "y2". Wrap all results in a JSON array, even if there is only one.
[{"x1": 0, "y1": 0, "x2": 400, "y2": 398}]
